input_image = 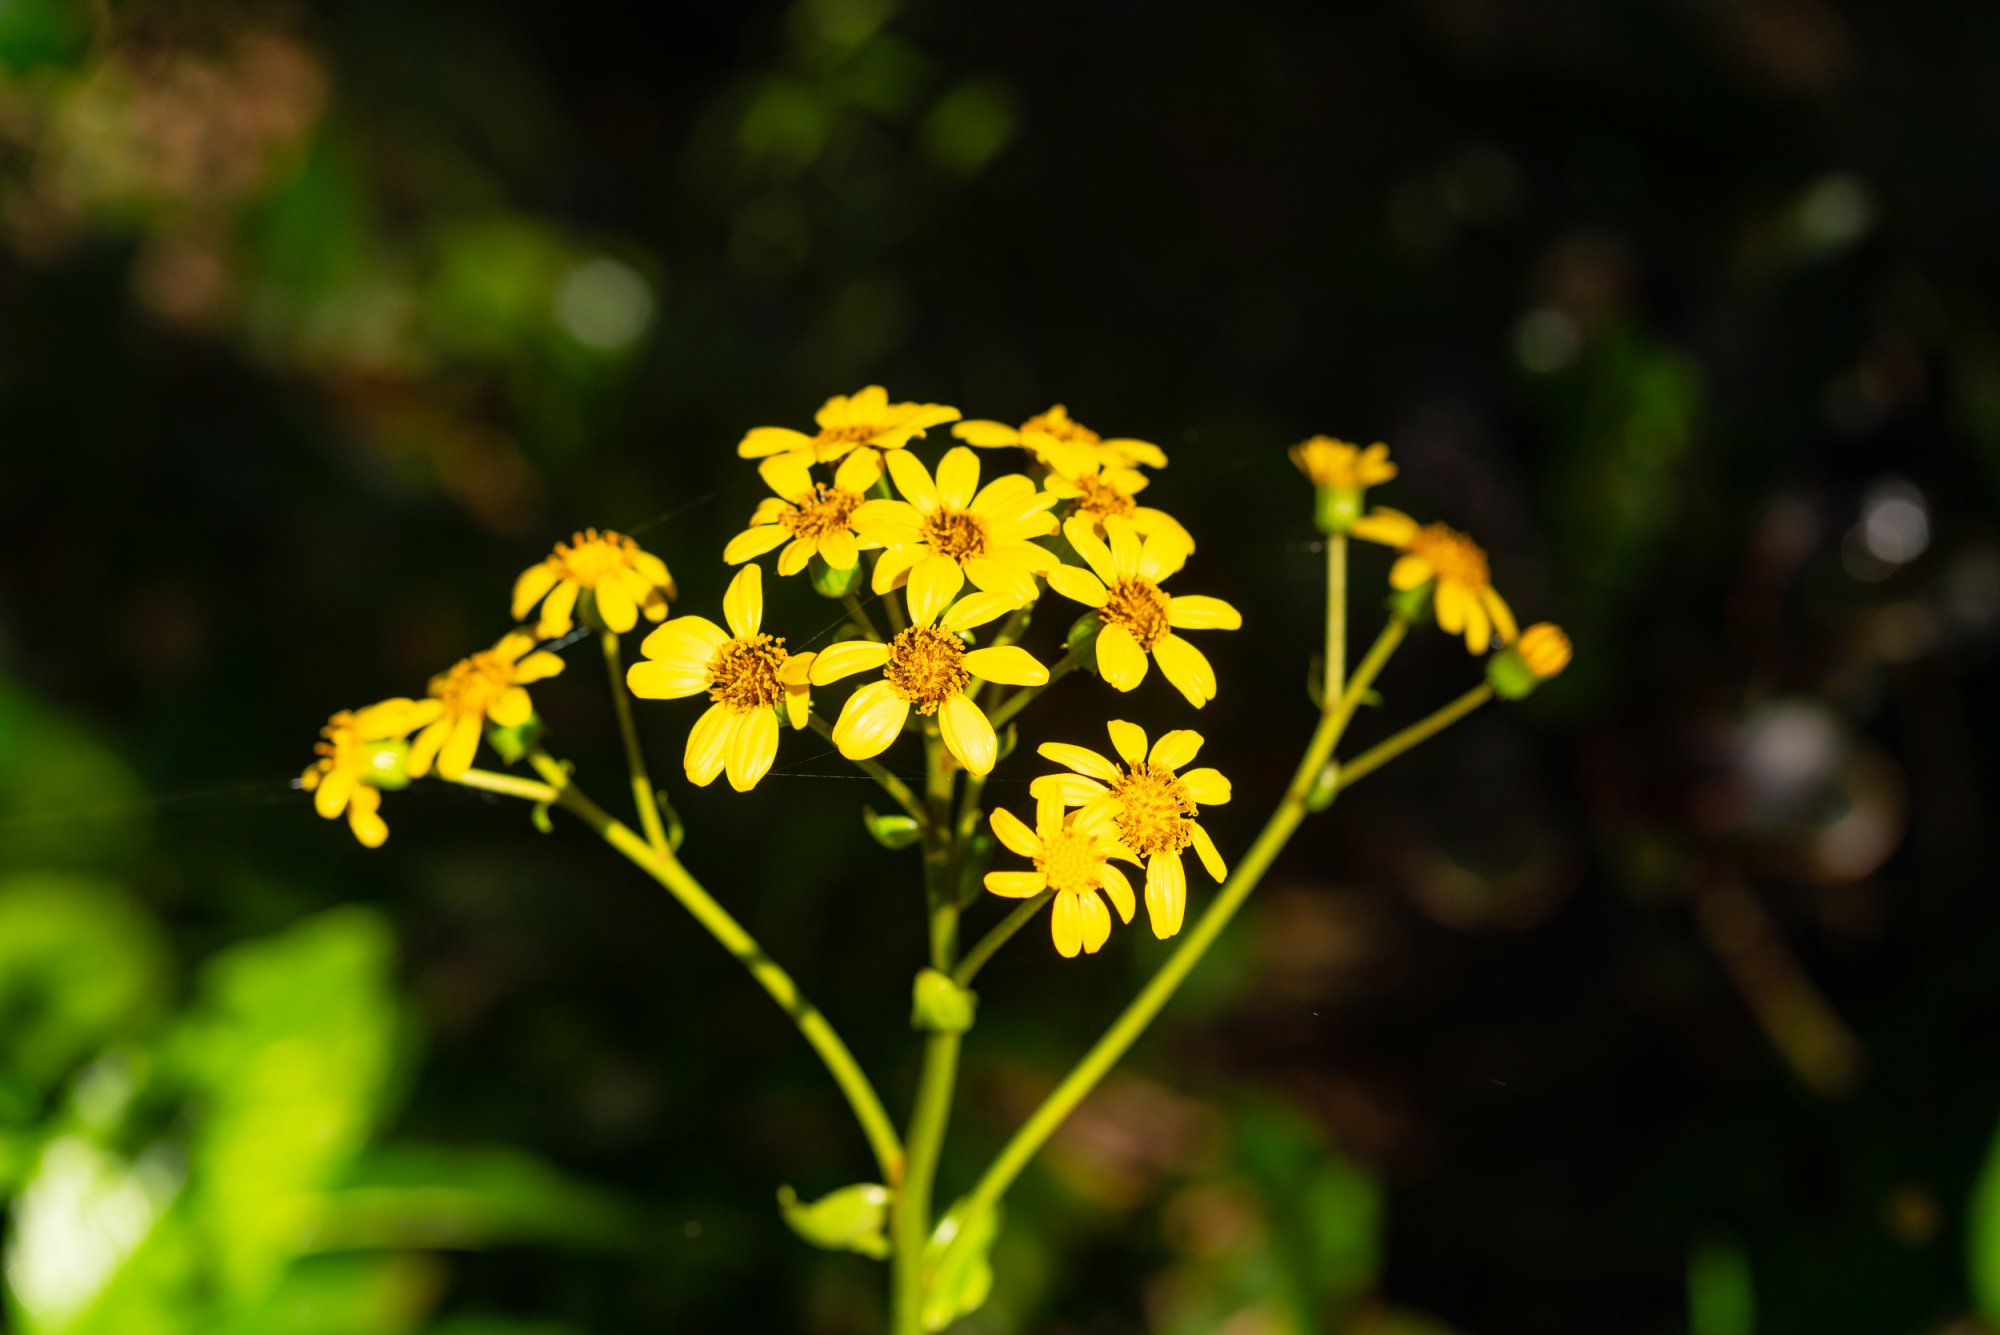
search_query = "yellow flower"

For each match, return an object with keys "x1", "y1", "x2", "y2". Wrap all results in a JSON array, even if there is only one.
[
  {"x1": 953, "y1": 404, "x2": 1168, "y2": 477},
  {"x1": 1351, "y1": 508, "x2": 1518, "y2": 654},
  {"x1": 302, "y1": 698, "x2": 436, "y2": 848},
  {"x1": 1030, "y1": 720, "x2": 1231, "y2": 939},
  {"x1": 513, "y1": 529, "x2": 676, "y2": 638},
  {"x1": 1044, "y1": 514, "x2": 1240, "y2": 708},
  {"x1": 1514, "y1": 623, "x2": 1572, "y2": 678},
  {"x1": 625, "y1": 564, "x2": 813, "y2": 792},
  {"x1": 984, "y1": 789, "x2": 1140, "y2": 958},
  {"x1": 810, "y1": 586, "x2": 1047, "y2": 776},
  {"x1": 723, "y1": 449, "x2": 882, "y2": 575},
  {"x1": 736, "y1": 384, "x2": 961, "y2": 465},
  {"x1": 1289, "y1": 437, "x2": 1396, "y2": 489},
  {"x1": 852, "y1": 445, "x2": 1060, "y2": 607},
  {"x1": 1042, "y1": 456, "x2": 1194, "y2": 550},
  {"x1": 408, "y1": 633, "x2": 566, "y2": 780}
]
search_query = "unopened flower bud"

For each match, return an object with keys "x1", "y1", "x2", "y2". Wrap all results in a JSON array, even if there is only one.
[
  {"x1": 911, "y1": 968, "x2": 977, "y2": 1033},
  {"x1": 1487, "y1": 623, "x2": 1572, "y2": 699},
  {"x1": 810, "y1": 557, "x2": 864, "y2": 599}
]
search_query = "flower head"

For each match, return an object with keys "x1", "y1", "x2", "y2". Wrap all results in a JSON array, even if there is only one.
[
  {"x1": 852, "y1": 445, "x2": 1060, "y2": 608},
  {"x1": 1352, "y1": 508, "x2": 1517, "y2": 654},
  {"x1": 1290, "y1": 437, "x2": 1396, "y2": 489},
  {"x1": 1515, "y1": 622, "x2": 1572, "y2": 678},
  {"x1": 1031, "y1": 720, "x2": 1231, "y2": 939},
  {"x1": 626, "y1": 564, "x2": 813, "y2": 792},
  {"x1": 985, "y1": 789, "x2": 1140, "y2": 958},
  {"x1": 737, "y1": 385, "x2": 961, "y2": 466},
  {"x1": 953, "y1": 404, "x2": 1167, "y2": 478},
  {"x1": 724, "y1": 450, "x2": 882, "y2": 576},
  {"x1": 408, "y1": 633, "x2": 566, "y2": 780},
  {"x1": 810, "y1": 587, "x2": 1047, "y2": 776},
  {"x1": 1044, "y1": 515, "x2": 1240, "y2": 707},
  {"x1": 302, "y1": 698, "x2": 436, "y2": 847},
  {"x1": 1042, "y1": 457, "x2": 1195, "y2": 550},
  {"x1": 513, "y1": 529, "x2": 676, "y2": 638}
]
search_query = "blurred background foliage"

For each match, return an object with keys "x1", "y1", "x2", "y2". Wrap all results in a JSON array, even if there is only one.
[{"x1": 2, "y1": 0, "x2": 1999, "y2": 1331}]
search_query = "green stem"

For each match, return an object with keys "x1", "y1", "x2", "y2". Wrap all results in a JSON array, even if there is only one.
[
  {"x1": 448, "y1": 767, "x2": 559, "y2": 803},
  {"x1": 1325, "y1": 534, "x2": 1347, "y2": 709},
  {"x1": 602, "y1": 630, "x2": 670, "y2": 857},
  {"x1": 985, "y1": 650, "x2": 1078, "y2": 734},
  {"x1": 947, "y1": 770, "x2": 988, "y2": 908},
  {"x1": 809, "y1": 714, "x2": 927, "y2": 825},
  {"x1": 1333, "y1": 685, "x2": 1492, "y2": 793},
  {"x1": 519, "y1": 751, "x2": 903, "y2": 1181},
  {"x1": 954, "y1": 890, "x2": 1054, "y2": 986},
  {"x1": 842, "y1": 592, "x2": 886, "y2": 642},
  {"x1": 954, "y1": 593, "x2": 1409, "y2": 1226}
]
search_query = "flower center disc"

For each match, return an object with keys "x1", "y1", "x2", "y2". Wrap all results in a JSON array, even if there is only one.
[
  {"x1": 707, "y1": 634, "x2": 789, "y2": 711},
  {"x1": 1036, "y1": 828, "x2": 1102, "y2": 895},
  {"x1": 885, "y1": 625, "x2": 970, "y2": 714},
  {"x1": 816, "y1": 423, "x2": 879, "y2": 447},
  {"x1": 432, "y1": 651, "x2": 516, "y2": 717},
  {"x1": 1073, "y1": 475, "x2": 1136, "y2": 520},
  {"x1": 1024, "y1": 410, "x2": 1098, "y2": 446},
  {"x1": 1099, "y1": 578, "x2": 1172, "y2": 649},
  {"x1": 1412, "y1": 524, "x2": 1490, "y2": 588},
  {"x1": 1110, "y1": 763, "x2": 1196, "y2": 857},
  {"x1": 781, "y1": 485, "x2": 862, "y2": 540},
  {"x1": 555, "y1": 529, "x2": 634, "y2": 583},
  {"x1": 920, "y1": 508, "x2": 988, "y2": 563}
]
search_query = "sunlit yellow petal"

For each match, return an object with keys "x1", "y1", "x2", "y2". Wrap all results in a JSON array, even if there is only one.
[
  {"x1": 488, "y1": 686, "x2": 533, "y2": 727},
  {"x1": 726, "y1": 707, "x2": 780, "y2": 792},
  {"x1": 738, "y1": 426, "x2": 815, "y2": 458},
  {"x1": 938, "y1": 693, "x2": 997, "y2": 775},
  {"x1": 962, "y1": 645, "x2": 1047, "y2": 687},
  {"x1": 834, "y1": 448, "x2": 882, "y2": 493},
  {"x1": 1180, "y1": 766, "x2": 1232, "y2": 805},
  {"x1": 951, "y1": 420, "x2": 1022, "y2": 447},
  {"x1": 885, "y1": 449, "x2": 938, "y2": 510},
  {"x1": 512, "y1": 562, "x2": 560, "y2": 621},
  {"x1": 1046, "y1": 564, "x2": 1109, "y2": 608},
  {"x1": 595, "y1": 576, "x2": 637, "y2": 632},
  {"x1": 832, "y1": 680, "x2": 909, "y2": 760},
  {"x1": 1165, "y1": 595, "x2": 1241, "y2": 631},
  {"x1": 438, "y1": 715, "x2": 483, "y2": 780},
  {"x1": 724, "y1": 524, "x2": 792, "y2": 565},
  {"x1": 990, "y1": 806, "x2": 1042, "y2": 858},
  {"x1": 938, "y1": 591, "x2": 1019, "y2": 634},
  {"x1": 986, "y1": 870, "x2": 1049, "y2": 898},
  {"x1": 777, "y1": 537, "x2": 816, "y2": 577},
  {"x1": 1099, "y1": 864, "x2": 1136, "y2": 923},
  {"x1": 1030, "y1": 773, "x2": 1110, "y2": 805},
  {"x1": 1352, "y1": 507, "x2": 1419, "y2": 547},
  {"x1": 512, "y1": 651, "x2": 565, "y2": 683},
  {"x1": 1148, "y1": 729, "x2": 1202, "y2": 770},
  {"x1": 962, "y1": 556, "x2": 1041, "y2": 603},
  {"x1": 1077, "y1": 890, "x2": 1111, "y2": 954},
  {"x1": 1152, "y1": 632, "x2": 1216, "y2": 707},
  {"x1": 685, "y1": 703, "x2": 732, "y2": 785},
  {"x1": 1190, "y1": 822, "x2": 1227, "y2": 882},
  {"x1": 1144, "y1": 852, "x2": 1187, "y2": 938},
  {"x1": 1106, "y1": 719, "x2": 1148, "y2": 765},
  {"x1": 934, "y1": 446, "x2": 981, "y2": 510},
  {"x1": 536, "y1": 581, "x2": 581, "y2": 637},
  {"x1": 810, "y1": 639, "x2": 892, "y2": 684},
  {"x1": 1062, "y1": 516, "x2": 1118, "y2": 585},
  {"x1": 907, "y1": 554, "x2": 965, "y2": 627},
  {"x1": 1051, "y1": 893, "x2": 1084, "y2": 958},
  {"x1": 1037, "y1": 742, "x2": 1121, "y2": 783},
  {"x1": 818, "y1": 527, "x2": 860, "y2": 570},
  {"x1": 723, "y1": 564, "x2": 763, "y2": 639},
  {"x1": 1095, "y1": 623, "x2": 1150, "y2": 691}
]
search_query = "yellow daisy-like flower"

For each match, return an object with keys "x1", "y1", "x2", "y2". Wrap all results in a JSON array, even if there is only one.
[
  {"x1": 512, "y1": 528, "x2": 677, "y2": 639},
  {"x1": 810, "y1": 586, "x2": 1047, "y2": 777},
  {"x1": 301, "y1": 698, "x2": 435, "y2": 848},
  {"x1": 736, "y1": 384, "x2": 961, "y2": 465},
  {"x1": 408, "y1": 633, "x2": 566, "y2": 781},
  {"x1": 723, "y1": 449, "x2": 883, "y2": 575},
  {"x1": 1352, "y1": 508, "x2": 1518, "y2": 654},
  {"x1": 1030, "y1": 720, "x2": 1231, "y2": 939},
  {"x1": 984, "y1": 789, "x2": 1140, "y2": 958},
  {"x1": 852, "y1": 445, "x2": 1060, "y2": 607},
  {"x1": 953, "y1": 404, "x2": 1168, "y2": 478},
  {"x1": 625, "y1": 564, "x2": 813, "y2": 792},
  {"x1": 1289, "y1": 436, "x2": 1396, "y2": 489},
  {"x1": 1043, "y1": 456, "x2": 1195, "y2": 550},
  {"x1": 1044, "y1": 514, "x2": 1240, "y2": 708}
]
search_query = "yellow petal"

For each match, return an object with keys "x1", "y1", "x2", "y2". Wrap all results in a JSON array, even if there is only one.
[
  {"x1": 1037, "y1": 742, "x2": 1121, "y2": 783},
  {"x1": 1190, "y1": 821, "x2": 1227, "y2": 881},
  {"x1": 870, "y1": 545, "x2": 920, "y2": 594},
  {"x1": 758, "y1": 452, "x2": 816, "y2": 500},
  {"x1": 1152, "y1": 633, "x2": 1216, "y2": 707},
  {"x1": 1078, "y1": 890, "x2": 1112, "y2": 954},
  {"x1": 685, "y1": 702, "x2": 733, "y2": 786},
  {"x1": 1484, "y1": 588, "x2": 1519, "y2": 645},
  {"x1": 885, "y1": 448, "x2": 938, "y2": 510},
  {"x1": 347, "y1": 787, "x2": 389, "y2": 848},
  {"x1": 1389, "y1": 553, "x2": 1434, "y2": 592},
  {"x1": 832, "y1": 680, "x2": 909, "y2": 760},
  {"x1": 1063, "y1": 515, "x2": 1118, "y2": 585},
  {"x1": 536, "y1": 580, "x2": 580, "y2": 637},
  {"x1": 1105, "y1": 719, "x2": 1148, "y2": 765},
  {"x1": 1098, "y1": 864, "x2": 1136, "y2": 923},
  {"x1": 1102, "y1": 515, "x2": 1143, "y2": 580},
  {"x1": 438, "y1": 714, "x2": 483, "y2": 780},
  {"x1": 939, "y1": 591, "x2": 1021, "y2": 633},
  {"x1": 938, "y1": 693, "x2": 997, "y2": 775},
  {"x1": 834, "y1": 448, "x2": 883, "y2": 493},
  {"x1": 1180, "y1": 766, "x2": 1232, "y2": 805},
  {"x1": 406, "y1": 717, "x2": 449, "y2": 778},
  {"x1": 989, "y1": 806, "x2": 1042, "y2": 858},
  {"x1": 313, "y1": 768, "x2": 353, "y2": 819},
  {"x1": 951, "y1": 420, "x2": 1021, "y2": 447},
  {"x1": 962, "y1": 555, "x2": 1041, "y2": 604},
  {"x1": 738, "y1": 426, "x2": 815, "y2": 458},
  {"x1": 1166, "y1": 595, "x2": 1241, "y2": 631},
  {"x1": 628, "y1": 658, "x2": 708, "y2": 700},
  {"x1": 726, "y1": 707, "x2": 780, "y2": 792},
  {"x1": 1046, "y1": 564, "x2": 1109, "y2": 608},
  {"x1": 724, "y1": 524, "x2": 792, "y2": 565},
  {"x1": 1051, "y1": 892, "x2": 1084, "y2": 958},
  {"x1": 723, "y1": 563, "x2": 763, "y2": 639},
  {"x1": 512, "y1": 561, "x2": 560, "y2": 621},
  {"x1": 1030, "y1": 773, "x2": 1109, "y2": 805},
  {"x1": 906, "y1": 554, "x2": 965, "y2": 628},
  {"x1": 986, "y1": 870, "x2": 1049, "y2": 898},
  {"x1": 818, "y1": 527, "x2": 860, "y2": 571},
  {"x1": 777, "y1": 537, "x2": 816, "y2": 577},
  {"x1": 968, "y1": 473, "x2": 1038, "y2": 516},
  {"x1": 1095, "y1": 622, "x2": 1150, "y2": 692},
  {"x1": 595, "y1": 576, "x2": 638, "y2": 632},
  {"x1": 810, "y1": 639, "x2": 891, "y2": 683},
  {"x1": 488, "y1": 686, "x2": 533, "y2": 727},
  {"x1": 934, "y1": 446, "x2": 981, "y2": 509},
  {"x1": 1144, "y1": 852, "x2": 1187, "y2": 939},
  {"x1": 1352, "y1": 507, "x2": 1419, "y2": 547},
  {"x1": 1461, "y1": 594, "x2": 1492, "y2": 654},
  {"x1": 1136, "y1": 528, "x2": 1189, "y2": 584},
  {"x1": 1149, "y1": 729, "x2": 1203, "y2": 770},
  {"x1": 962, "y1": 645, "x2": 1047, "y2": 687},
  {"x1": 852, "y1": 499, "x2": 924, "y2": 545},
  {"x1": 638, "y1": 616, "x2": 728, "y2": 676},
  {"x1": 1434, "y1": 581, "x2": 1469, "y2": 634}
]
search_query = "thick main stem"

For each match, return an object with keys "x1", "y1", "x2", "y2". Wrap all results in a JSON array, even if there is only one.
[
  {"x1": 516, "y1": 753, "x2": 903, "y2": 1181},
  {"x1": 601, "y1": 631, "x2": 671, "y2": 857},
  {"x1": 955, "y1": 583, "x2": 1406, "y2": 1227}
]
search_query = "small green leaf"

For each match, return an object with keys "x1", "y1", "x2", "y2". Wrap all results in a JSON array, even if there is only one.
[
  {"x1": 484, "y1": 715, "x2": 543, "y2": 765},
  {"x1": 910, "y1": 969, "x2": 976, "y2": 1034},
  {"x1": 777, "y1": 1183, "x2": 891, "y2": 1260},
  {"x1": 921, "y1": 1197, "x2": 999, "y2": 1331},
  {"x1": 809, "y1": 558, "x2": 864, "y2": 599},
  {"x1": 1065, "y1": 613, "x2": 1101, "y2": 669},
  {"x1": 863, "y1": 805, "x2": 922, "y2": 851}
]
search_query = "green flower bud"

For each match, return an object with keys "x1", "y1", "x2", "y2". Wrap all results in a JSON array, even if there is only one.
[
  {"x1": 1386, "y1": 580, "x2": 1433, "y2": 625},
  {"x1": 361, "y1": 739, "x2": 412, "y2": 790},
  {"x1": 864, "y1": 805, "x2": 923, "y2": 851},
  {"x1": 1487, "y1": 623, "x2": 1572, "y2": 700},
  {"x1": 777, "y1": 1182, "x2": 891, "y2": 1260},
  {"x1": 485, "y1": 714, "x2": 544, "y2": 764},
  {"x1": 911, "y1": 968, "x2": 977, "y2": 1034},
  {"x1": 810, "y1": 557, "x2": 864, "y2": 599},
  {"x1": 1313, "y1": 484, "x2": 1363, "y2": 535},
  {"x1": 1306, "y1": 760, "x2": 1340, "y2": 811}
]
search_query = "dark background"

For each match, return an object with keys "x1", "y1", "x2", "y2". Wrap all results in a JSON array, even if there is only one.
[{"x1": 2, "y1": 2, "x2": 1998, "y2": 1332}]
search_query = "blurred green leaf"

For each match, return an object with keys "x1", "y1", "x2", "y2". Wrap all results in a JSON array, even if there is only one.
[
  {"x1": 921, "y1": 1196, "x2": 997, "y2": 1332},
  {"x1": 777, "y1": 1181, "x2": 890, "y2": 1260},
  {"x1": 0, "y1": 685, "x2": 149, "y2": 871},
  {"x1": 304, "y1": 1143, "x2": 632, "y2": 1253},
  {"x1": 920, "y1": 80, "x2": 1017, "y2": 176},
  {"x1": 3, "y1": 1135, "x2": 182, "y2": 1335},
  {"x1": 1689, "y1": 1236, "x2": 1755, "y2": 1335},
  {"x1": 1966, "y1": 1122, "x2": 2000, "y2": 1323},
  {"x1": 208, "y1": 1253, "x2": 439, "y2": 1335}
]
